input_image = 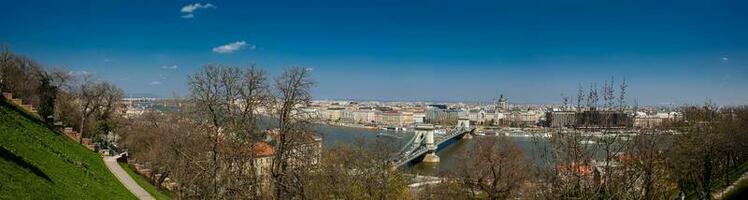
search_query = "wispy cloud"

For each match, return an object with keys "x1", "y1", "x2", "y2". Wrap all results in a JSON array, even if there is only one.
[
  {"x1": 162, "y1": 65, "x2": 178, "y2": 70},
  {"x1": 181, "y1": 3, "x2": 215, "y2": 18},
  {"x1": 721, "y1": 56, "x2": 729, "y2": 62},
  {"x1": 212, "y1": 41, "x2": 254, "y2": 53},
  {"x1": 149, "y1": 81, "x2": 162, "y2": 85},
  {"x1": 68, "y1": 70, "x2": 92, "y2": 76}
]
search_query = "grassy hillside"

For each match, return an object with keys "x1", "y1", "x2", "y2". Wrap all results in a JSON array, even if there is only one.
[
  {"x1": 0, "y1": 99, "x2": 134, "y2": 199},
  {"x1": 723, "y1": 177, "x2": 748, "y2": 199}
]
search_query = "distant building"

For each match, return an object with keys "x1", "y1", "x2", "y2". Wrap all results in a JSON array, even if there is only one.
[
  {"x1": 547, "y1": 111, "x2": 577, "y2": 128},
  {"x1": 468, "y1": 109, "x2": 493, "y2": 125},
  {"x1": 341, "y1": 109, "x2": 376, "y2": 124},
  {"x1": 425, "y1": 108, "x2": 460, "y2": 125},
  {"x1": 354, "y1": 109, "x2": 378, "y2": 124},
  {"x1": 497, "y1": 94, "x2": 509, "y2": 111},
  {"x1": 250, "y1": 142, "x2": 275, "y2": 193},
  {"x1": 321, "y1": 107, "x2": 345, "y2": 121},
  {"x1": 505, "y1": 110, "x2": 543, "y2": 127},
  {"x1": 428, "y1": 104, "x2": 448, "y2": 110},
  {"x1": 484, "y1": 112, "x2": 497, "y2": 125},
  {"x1": 250, "y1": 130, "x2": 322, "y2": 196},
  {"x1": 633, "y1": 115, "x2": 663, "y2": 129},
  {"x1": 376, "y1": 111, "x2": 413, "y2": 127},
  {"x1": 413, "y1": 112, "x2": 426, "y2": 124},
  {"x1": 633, "y1": 112, "x2": 680, "y2": 128},
  {"x1": 575, "y1": 110, "x2": 631, "y2": 128}
]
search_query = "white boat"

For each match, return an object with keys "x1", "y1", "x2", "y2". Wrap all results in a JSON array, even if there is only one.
[
  {"x1": 580, "y1": 140, "x2": 597, "y2": 144},
  {"x1": 376, "y1": 132, "x2": 402, "y2": 139}
]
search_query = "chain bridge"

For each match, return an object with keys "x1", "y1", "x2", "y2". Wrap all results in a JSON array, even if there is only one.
[{"x1": 393, "y1": 120, "x2": 474, "y2": 168}]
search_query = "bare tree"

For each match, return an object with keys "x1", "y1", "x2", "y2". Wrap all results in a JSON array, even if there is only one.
[
  {"x1": 536, "y1": 78, "x2": 637, "y2": 199},
  {"x1": 576, "y1": 84, "x2": 585, "y2": 112},
  {"x1": 667, "y1": 105, "x2": 748, "y2": 199},
  {"x1": 237, "y1": 65, "x2": 271, "y2": 140},
  {"x1": 624, "y1": 129, "x2": 679, "y2": 199},
  {"x1": 306, "y1": 140, "x2": 409, "y2": 199},
  {"x1": 0, "y1": 45, "x2": 47, "y2": 106},
  {"x1": 75, "y1": 76, "x2": 123, "y2": 141},
  {"x1": 270, "y1": 66, "x2": 316, "y2": 199},
  {"x1": 455, "y1": 136, "x2": 529, "y2": 199},
  {"x1": 184, "y1": 64, "x2": 271, "y2": 198}
]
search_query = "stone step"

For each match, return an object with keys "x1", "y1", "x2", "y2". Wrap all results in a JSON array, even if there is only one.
[
  {"x1": 81, "y1": 138, "x2": 92, "y2": 145},
  {"x1": 1, "y1": 92, "x2": 11, "y2": 99}
]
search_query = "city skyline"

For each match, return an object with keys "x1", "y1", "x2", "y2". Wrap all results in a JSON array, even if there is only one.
[{"x1": 1, "y1": 1, "x2": 747, "y2": 105}]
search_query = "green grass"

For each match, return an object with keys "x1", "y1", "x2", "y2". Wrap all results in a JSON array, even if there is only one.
[
  {"x1": 682, "y1": 161, "x2": 748, "y2": 200},
  {"x1": 118, "y1": 162, "x2": 173, "y2": 200},
  {"x1": 0, "y1": 98, "x2": 135, "y2": 199},
  {"x1": 722, "y1": 176, "x2": 748, "y2": 200}
]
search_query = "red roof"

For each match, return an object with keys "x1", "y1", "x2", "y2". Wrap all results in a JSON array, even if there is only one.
[
  {"x1": 558, "y1": 163, "x2": 593, "y2": 176},
  {"x1": 252, "y1": 142, "x2": 274, "y2": 157}
]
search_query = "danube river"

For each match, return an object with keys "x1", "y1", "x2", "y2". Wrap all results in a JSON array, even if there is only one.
[{"x1": 315, "y1": 124, "x2": 553, "y2": 175}]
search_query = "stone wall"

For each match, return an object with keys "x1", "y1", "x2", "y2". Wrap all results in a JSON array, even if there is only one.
[{"x1": 3, "y1": 92, "x2": 95, "y2": 151}]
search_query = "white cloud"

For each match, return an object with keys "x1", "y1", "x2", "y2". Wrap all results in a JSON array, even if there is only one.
[
  {"x1": 149, "y1": 81, "x2": 162, "y2": 85},
  {"x1": 181, "y1": 3, "x2": 215, "y2": 13},
  {"x1": 68, "y1": 70, "x2": 92, "y2": 76},
  {"x1": 721, "y1": 57, "x2": 729, "y2": 62},
  {"x1": 180, "y1": 3, "x2": 215, "y2": 18},
  {"x1": 162, "y1": 65, "x2": 178, "y2": 70},
  {"x1": 212, "y1": 41, "x2": 254, "y2": 53}
]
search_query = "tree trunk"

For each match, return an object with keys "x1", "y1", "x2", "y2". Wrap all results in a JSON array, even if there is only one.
[{"x1": 79, "y1": 114, "x2": 85, "y2": 144}]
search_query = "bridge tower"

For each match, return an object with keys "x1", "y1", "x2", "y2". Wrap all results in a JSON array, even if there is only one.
[
  {"x1": 416, "y1": 124, "x2": 439, "y2": 163},
  {"x1": 457, "y1": 118, "x2": 470, "y2": 129},
  {"x1": 458, "y1": 118, "x2": 473, "y2": 139}
]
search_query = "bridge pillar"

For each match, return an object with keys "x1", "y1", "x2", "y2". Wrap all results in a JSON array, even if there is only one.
[
  {"x1": 422, "y1": 127, "x2": 440, "y2": 163},
  {"x1": 423, "y1": 152, "x2": 440, "y2": 163},
  {"x1": 415, "y1": 124, "x2": 439, "y2": 163}
]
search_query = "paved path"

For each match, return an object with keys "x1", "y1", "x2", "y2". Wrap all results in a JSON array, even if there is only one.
[{"x1": 103, "y1": 156, "x2": 155, "y2": 200}]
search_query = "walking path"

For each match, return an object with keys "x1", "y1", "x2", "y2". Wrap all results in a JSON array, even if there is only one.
[{"x1": 103, "y1": 155, "x2": 155, "y2": 200}]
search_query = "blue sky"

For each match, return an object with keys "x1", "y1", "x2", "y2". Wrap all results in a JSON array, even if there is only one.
[{"x1": 1, "y1": 0, "x2": 747, "y2": 105}]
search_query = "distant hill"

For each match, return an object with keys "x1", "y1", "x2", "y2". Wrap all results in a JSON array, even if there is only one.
[{"x1": 0, "y1": 98, "x2": 134, "y2": 199}]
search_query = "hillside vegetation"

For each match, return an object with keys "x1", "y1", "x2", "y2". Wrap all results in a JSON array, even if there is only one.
[{"x1": 0, "y1": 99, "x2": 134, "y2": 199}]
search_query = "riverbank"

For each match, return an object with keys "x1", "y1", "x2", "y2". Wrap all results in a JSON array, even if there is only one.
[{"x1": 313, "y1": 121, "x2": 382, "y2": 130}]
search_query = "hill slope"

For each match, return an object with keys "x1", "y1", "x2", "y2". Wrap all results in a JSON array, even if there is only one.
[{"x1": 0, "y1": 99, "x2": 134, "y2": 199}]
